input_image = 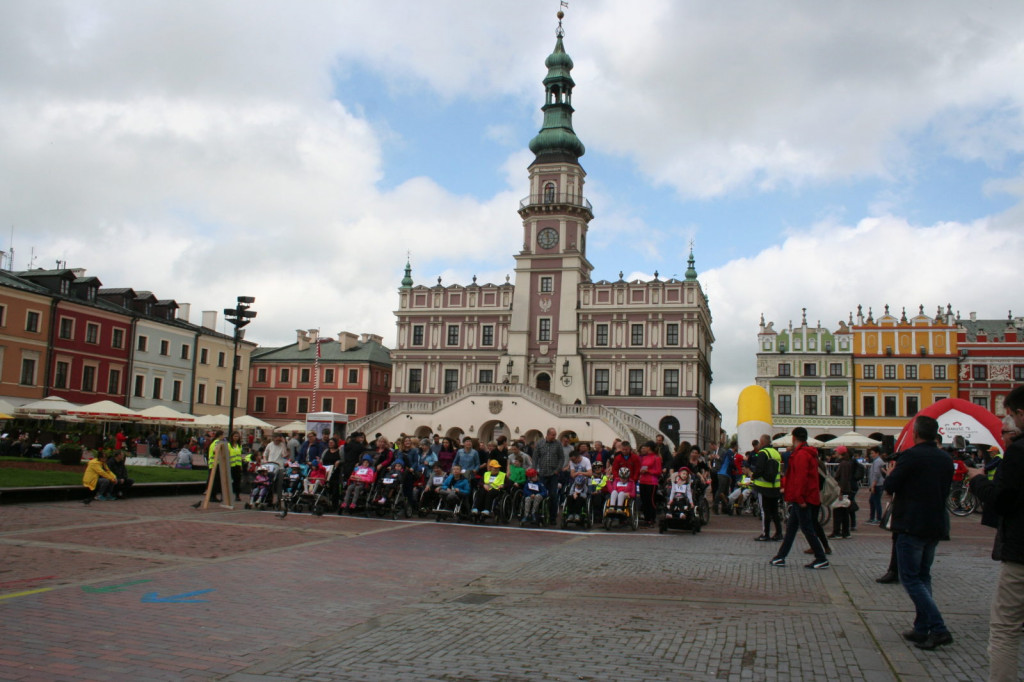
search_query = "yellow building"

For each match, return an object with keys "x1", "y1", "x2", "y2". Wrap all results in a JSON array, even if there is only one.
[{"x1": 852, "y1": 305, "x2": 958, "y2": 438}]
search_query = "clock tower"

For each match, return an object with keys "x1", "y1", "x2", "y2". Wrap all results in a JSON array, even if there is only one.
[{"x1": 505, "y1": 15, "x2": 592, "y2": 403}]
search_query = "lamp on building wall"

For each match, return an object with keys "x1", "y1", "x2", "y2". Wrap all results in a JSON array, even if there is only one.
[
  {"x1": 223, "y1": 296, "x2": 256, "y2": 440},
  {"x1": 506, "y1": 359, "x2": 514, "y2": 374},
  {"x1": 561, "y1": 359, "x2": 572, "y2": 387}
]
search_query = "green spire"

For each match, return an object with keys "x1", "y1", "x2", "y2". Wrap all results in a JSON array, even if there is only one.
[
  {"x1": 528, "y1": 21, "x2": 585, "y2": 163},
  {"x1": 401, "y1": 260, "x2": 413, "y2": 288},
  {"x1": 685, "y1": 249, "x2": 698, "y2": 281}
]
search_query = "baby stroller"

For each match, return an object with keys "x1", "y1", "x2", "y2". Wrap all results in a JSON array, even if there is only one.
[
  {"x1": 298, "y1": 464, "x2": 334, "y2": 516},
  {"x1": 245, "y1": 465, "x2": 274, "y2": 511},
  {"x1": 278, "y1": 463, "x2": 305, "y2": 516},
  {"x1": 367, "y1": 467, "x2": 409, "y2": 519},
  {"x1": 660, "y1": 479, "x2": 703, "y2": 535}
]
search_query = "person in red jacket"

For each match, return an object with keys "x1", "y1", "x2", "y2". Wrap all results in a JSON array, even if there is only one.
[
  {"x1": 609, "y1": 441, "x2": 641, "y2": 483},
  {"x1": 770, "y1": 427, "x2": 829, "y2": 569},
  {"x1": 638, "y1": 441, "x2": 663, "y2": 526}
]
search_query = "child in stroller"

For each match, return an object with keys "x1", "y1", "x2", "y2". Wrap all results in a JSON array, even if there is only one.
[
  {"x1": 342, "y1": 455, "x2": 376, "y2": 511},
  {"x1": 660, "y1": 468, "x2": 702, "y2": 533},
  {"x1": 246, "y1": 465, "x2": 272, "y2": 509}
]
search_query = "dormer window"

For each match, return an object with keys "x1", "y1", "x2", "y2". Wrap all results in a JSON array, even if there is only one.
[{"x1": 60, "y1": 280, "x2": 70, "y2": 294}]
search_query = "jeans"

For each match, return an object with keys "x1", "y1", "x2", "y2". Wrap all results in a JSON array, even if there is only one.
[
  {"x1": 868, "y1": 487, "x2": 883, "y2": 521},
  {"x1": 777, "y1": 503, "x2": 826, "y2": 561},
  {"x1": 895, "y1": 533, "x2": 948, "y2": 635},
  {"x1": 541, "y1": 474, "x2": 560, "y2": 521},
  {"x1": 989, "y1": 560, "x2": 1024, "y2": 682}
]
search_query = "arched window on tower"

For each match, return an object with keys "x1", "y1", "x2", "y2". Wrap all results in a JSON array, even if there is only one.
[{"x1": 543, "y1": 183, "x2": 556, "y2": 204}]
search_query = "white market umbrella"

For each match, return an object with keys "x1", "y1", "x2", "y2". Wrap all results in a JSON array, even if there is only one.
[
  {"x1": 191, "y1": 413, "x2": 231, "y2": 428},
  {"x1": 233, "y1": 415, "x2": 273, "y2": 429},
  {"x1": 771, "y1": 434, "x2": 826, "y2": 449},
  {"x1": 17, "y1": 396, "x2": 79, "y2": 416},
  {"x1": 276, "y1": 420, "x2": 307, "y2": 433},
  {"x1": 136, "y1": 405, "x2": 196, "y2": 425},
  {"x1": 821, "y1": 431, "x2": 882, "y2": 449},
  {"x1": 66, "y1": 400, "x2": 142, "y2": 421}
]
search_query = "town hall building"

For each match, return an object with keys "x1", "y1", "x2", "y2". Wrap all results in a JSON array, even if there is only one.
[{"x1": 348, "y1": 19, "x2": 720, "y2": 449}]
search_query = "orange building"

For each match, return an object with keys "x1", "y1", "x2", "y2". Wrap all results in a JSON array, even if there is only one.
[
  {"x1": 852, "y1": 304, "x2": 958, "y2": 438},
  {"x1": 0, "y1": 271, "x2": 53, "y2": 401}
]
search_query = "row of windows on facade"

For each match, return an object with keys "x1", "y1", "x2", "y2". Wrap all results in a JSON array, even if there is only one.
[
  {"x1": 411, "y1": 322, "x2": 685, "y2": 348},
  {"x1": 774, "y1": 394, "x2": 962, "y2": 418},
  {"x1": 251, "y1": 396, "x2": 359, "y2": 415},
  {"x1": 14, "y1": 307, "x2": 232, "y2": 366},
  {"x1": 253, "y1": 367, "x2": 385, "y2": 386},
  {"x1": 406, "y1": 367, "x2": 684, "y2": 397},
  {"x1": 780, "y1": 362, "x2": 1024, "y2": 381},
  {"x1": 763, "y1": 338, "x2": 850, "y2": 353}
]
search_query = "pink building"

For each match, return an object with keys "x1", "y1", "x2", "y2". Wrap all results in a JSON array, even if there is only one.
[{"x1": 957, "y1": 312, "x2": 1024, "y2": 415}]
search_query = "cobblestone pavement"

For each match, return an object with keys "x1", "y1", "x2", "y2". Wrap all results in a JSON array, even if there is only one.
[{"x1": 0, "y1": 496, "x2": 1018, "y2": 681}]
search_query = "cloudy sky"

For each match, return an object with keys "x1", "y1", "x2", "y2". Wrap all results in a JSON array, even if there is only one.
[{"x1": 4, "y1": 0, "x2": 1024, "y2": 430}]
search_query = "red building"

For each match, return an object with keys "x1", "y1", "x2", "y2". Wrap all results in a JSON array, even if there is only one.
[
  {"x1": 957, "y1": 313, "x2": 1024, "y2": 416},
  {"x1": 15, "y1": 270, "x2": 132, "y2": 404},
  {"x1": 248, "y1": 330, "x2": 391, "y2": 427}
]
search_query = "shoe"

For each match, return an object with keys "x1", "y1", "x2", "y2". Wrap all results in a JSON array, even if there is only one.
[
  {"x1": 915, "y1": 632, "x2": 953, "y2": 650},
  {"x1": 471, "y1": 508, "x2": 479, "y2": 515},
  {"x1": 901, "y1": 630, "x2": 928, "y2": 644},
  {"x1": 803, "y1": 548, "x2": 814, "y2": 554},
  {"x1": 866, "y1": 520, "x2": 880, "y2": 525},
  {"x1": 482, "y1": 510, "x2": 490, "y2": 516},
  {"x1": 827, "y1": 534, "x2": 839, "y2": 539},
  {"x1": 841, "y1": 534, "x2": 851, "y2": 539},
  {"x1": 754, "y1": 535, "x2": 771, "y2": 542},
  {"x1": 769, "y1": 557, "x2": 786, "y2": 567},
  {"x1": 876, "y1": 571, "x2": 899, "y2": 584},
  {"x1": 805, "y1": 559, "x2": 830, "y2": 569},
  {"x1": 771, "y1": 535, "x2": 782, "y2": 541}
]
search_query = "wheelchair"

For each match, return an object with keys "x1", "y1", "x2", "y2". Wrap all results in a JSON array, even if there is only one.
[{"x1": 602, "y1": 495, "x2": 640, "y2": 531}]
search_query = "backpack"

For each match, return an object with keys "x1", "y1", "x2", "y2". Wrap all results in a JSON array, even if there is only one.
[
  {"x1": 819, "y1": 468, "x2": 840, "y2": 508},
  {"x1": 850, "y1": 459, "x2": 865, "y2": 491},
  {"x1": 759, "y1": 453, "x2": 780, "y2": 484},
  {"x1": 733, "y1": 454, "x2": 744, "y2": 477}
]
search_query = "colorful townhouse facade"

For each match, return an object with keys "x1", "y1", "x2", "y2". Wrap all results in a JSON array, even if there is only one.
[
  {"x1": 956, "y1": 313, "x2": 1024, "y2": 416},
  {"x1": 247, "y1": 330, "x2": 391, "y2": 427}
]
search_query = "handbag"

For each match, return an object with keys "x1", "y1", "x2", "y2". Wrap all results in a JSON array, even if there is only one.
[{"x1": 880, "y1": 496, "x2": 895, "y2": 531}]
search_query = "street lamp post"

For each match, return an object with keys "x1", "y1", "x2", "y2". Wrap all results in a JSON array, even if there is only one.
[{"x1": 224, "y1": 296, "x2": 256, "y2": 440}]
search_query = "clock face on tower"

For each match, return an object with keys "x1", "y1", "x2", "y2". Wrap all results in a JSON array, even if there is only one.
[{"x1": 537, "y1": 228, "x2": 559, "y2": 249}]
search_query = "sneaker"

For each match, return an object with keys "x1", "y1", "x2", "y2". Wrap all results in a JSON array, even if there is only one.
[
  {"x1": 770, "y1": 535, "x2": 783, "y2": 541},
  {"x1": 481, "y1": 510, "x2": 490, "y2": 516},
  {"x1": 769, "y1": 557, "x2": 786, "y2": 567},
  {"x1": 754, "y1": 535, "x2": 771, "y2": 542},
  {"x1": 805, "y1": 559, "x2": 830, "y2": 570},
  {"x1": 471, "y1": 508, "x2": 479, "y2": 515}
]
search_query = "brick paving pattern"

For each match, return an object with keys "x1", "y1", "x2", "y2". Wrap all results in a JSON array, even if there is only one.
[{"x1": 0, "y1": 496, "x2": 1019, "y2": 681}]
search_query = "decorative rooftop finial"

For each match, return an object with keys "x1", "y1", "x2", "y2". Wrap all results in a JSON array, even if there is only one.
[
  {"x1": 618, "y1": 270, "x2": 624, "y2": 281},
  {"x1": 884, "y1": 303, "x2": 890, "y2": 316},
  {"x1": 685, "y1": 246, "x2": 698, "y2": 281},
  {"x1": 437, "y1": 275, "x2": 442, "y2": 286},
  {"x1": 506, "y1": 274, "x2": 510, "y2": 283},
  {"x1": 653, "y1": 270, "x2": 659, "y2": 280},
  {"x1": 801, "y1": 308, "x2": 807, "y2": 326},
  {"x1": 400, "y1": 258, "x2": 414, "y2": 289},
  {"x1": 919, "y1": 304, "x2": 924, "y2": 315},
  {"x1": 900, "y1": 307, "x2": 907, "y2": 323},
  {"x1": 472, "y1": 274, "x2": 477, "y2": 284},
  {"x1": 760, "y1": 312, "x2": 765, "y2": 326},
  {"x1": 556, "y1": 2, "x2": 567, "y2": 37}
]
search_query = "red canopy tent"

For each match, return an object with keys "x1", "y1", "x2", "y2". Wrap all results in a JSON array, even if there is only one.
[{"x1": 894, "y1": 397, "x2": 1005, "y2": 452}]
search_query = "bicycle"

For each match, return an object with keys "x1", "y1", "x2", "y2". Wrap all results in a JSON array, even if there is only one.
[{"x1": 946, "y1": 480, "x2": 977, "y2": 517}]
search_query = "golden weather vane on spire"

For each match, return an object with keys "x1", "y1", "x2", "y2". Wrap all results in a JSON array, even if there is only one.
[{"x1": 557, "y1": 1, "x2": 568, "y2": 37}]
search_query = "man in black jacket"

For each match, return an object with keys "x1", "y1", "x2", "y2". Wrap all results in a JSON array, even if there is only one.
[
  {"x1": 883, "y1": 415, "x2": 954, "y2": 650},
  {"x1": 970, "y1": 386, "x2": 1024, "y2": 681}
]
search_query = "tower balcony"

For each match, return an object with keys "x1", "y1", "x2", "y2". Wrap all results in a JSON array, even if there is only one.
[{"x1": 518, "y1": 193, "x2": 593, "y2": 219}]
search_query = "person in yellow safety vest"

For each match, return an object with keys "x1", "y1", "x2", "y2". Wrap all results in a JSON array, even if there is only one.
[
  {"x1": 205, "y1": 430, "x2": 226, "y2": 503},
  {"x1": 472, "y1": 459, "x2": 507, "y2": 518},
  {"x1": 985, "y1": 447, "x2": 1003, "y2": 481},
  {"x1": 228, "y1": 431, "x2": 244, "y2": 502},
  {"x1": 752, "y1": 434, "x2": 784, "y2": 541}
]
